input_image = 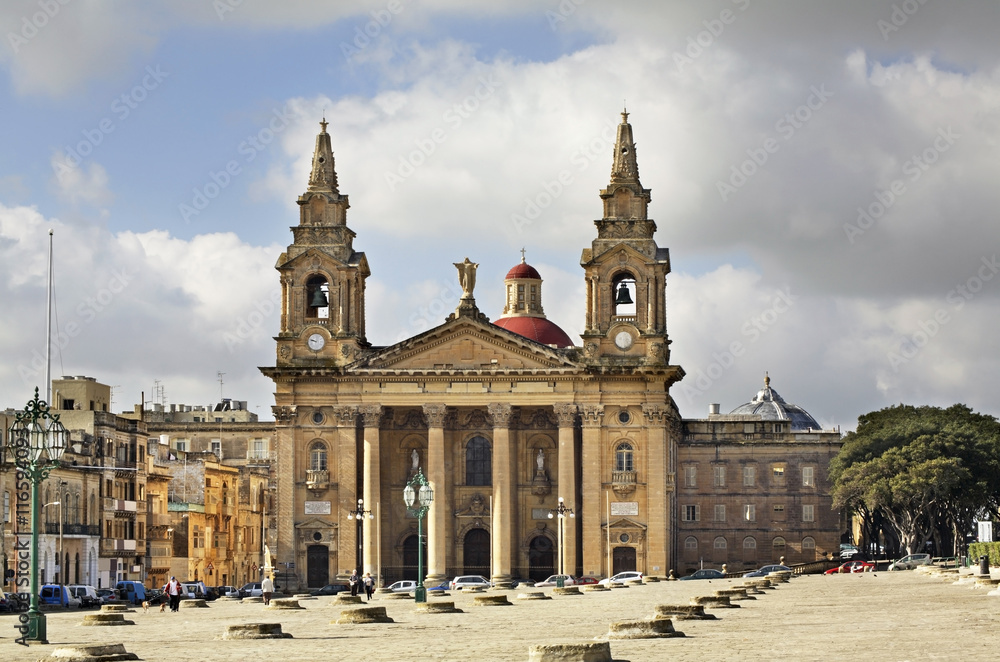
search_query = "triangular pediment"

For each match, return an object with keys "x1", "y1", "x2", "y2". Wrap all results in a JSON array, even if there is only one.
[
  {"x1": 354, "y1": 317, "x2": 580, "y2": 374},
  {"x1": 583, "y1": 241, "x2": 658, "y2": 268},
  {"x1": 276, "y1": 246, "x2": 366, "y2": 272},
  {"x1": 603, "y1": 517, "x2": 647, "y2": 531},
  {"x1": 294, "y1": 517, "x2": 337, "y2": 529}
]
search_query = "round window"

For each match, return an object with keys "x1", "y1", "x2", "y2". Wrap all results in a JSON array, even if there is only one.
[
  {"x1": 619, "y1": 533, "x2": 631, "y2": 543},
  {"x1": 312, "y1": 531, "x2": 322, "y2": 542},
  {"x1": 618, "y1": 410, "x2": 631, "y2": 424},
  {"x1": 312, "y1": 411, "x2": 324, "y2": 424}
]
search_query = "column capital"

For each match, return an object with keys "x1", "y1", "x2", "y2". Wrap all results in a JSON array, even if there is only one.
[
  {"x1": 332, "y1": 405, "x2": 358, "y2": 426},
  {"x1": 580, "y1": 404, "x2": 604, "y2": 427},
  {"x1": 487, "y1": 403, "x2": 513, "y2": 428},
  {"x1": 271, "y1": 405, "x2": 297, "y2": 423},
  {"x1": 422, "y1": 403, "x2": 447, "y2": 428},
  {"x1": 359, "y1": 404, "x2": 383, "y2": 428},
  {"x1": 552, "y1": 403, "x2": 578, "y2": 427},
  {"x1": 641, "y1": 403, "x2": 670, "y2": 425}
]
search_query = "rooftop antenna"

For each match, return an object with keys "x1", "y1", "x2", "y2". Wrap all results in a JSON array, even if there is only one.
[
  {"x1": 110, "y1": 385, "x2": 121, "y2": 413},
  {"x1": 217, "y1": 371, "x2": 225, "y2": 401}
]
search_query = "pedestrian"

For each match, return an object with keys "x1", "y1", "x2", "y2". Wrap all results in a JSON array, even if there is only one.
[
  {"x1": 165, "y1": 576, "x2": 183, "y2": 612},
  {"x1": 349, "y1": 569, "x2": 360, "y2": 596},
  {"x1": 363, "y1": 572, "x2": 375, "y2": 601},
  {"x1": 261, "y1": 574, "x2": 275, "y2": 606}
]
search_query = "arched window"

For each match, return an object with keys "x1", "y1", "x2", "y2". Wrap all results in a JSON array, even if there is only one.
[
  {"x1": 802, "y1": 536, "x2": 815, "y2": 550},
  {"x1": 743, "y1": 536, "x2": 757, "y2": 550},
  {"x1": 309, "y1": 442, "x2": 327, "y2": 472},
  {"x1": 465, "y1": 436, "x2": 492, "y2": 486},
  {"x1": 612, "y1": 272, "x2": 636, "y2": 317},
  {"x1": 615, "y1": 442, "x2": 634, "y2": 472},
  {"x1": 305, "y1": 274, "x2": 330, "y2": 319},
  {"x1": 772, "y1": 536, "x2": 786, "y2": 558},
  {"x1": 684, "y1": 536, "x2": 699, "y2": 550},
  {"x1": 714, "y1": 536, "x2": 727, "y2": 549}
]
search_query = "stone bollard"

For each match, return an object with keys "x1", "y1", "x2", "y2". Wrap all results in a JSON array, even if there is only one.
[
  {"x1": 416, "y1": 601, "x2": 463, "y2": 614},
  {"x1": 381, "y1": 591, "x2": 412, "y2": 600},
  {"x1": 517, "y1": 591, "x2": 552, "y2": 600},
  {"x1": 603, "y1": 617, "x2": 685, "y2": 639},
  {"x1": 552, "y1": 586, "x2": 582, "y2": 596},
  {"x1": 464, "y1": 586, "x2": 486, "y2": 593},
  {"x1": 293, "y1": 593, "x2": 318, "y2": 601},
  {"x1": 219, "y1": 623, "x2": 293, "y2": 640},
  {"x1": 335, "y1": 606, "x2": 394, "y2": 624},
  {"x1": 528, "y1": 642, "x2": 613, "y2": 662},
  {"x1": 644, "y1": 576, "x2": 661, "y2": 583},
  {"x1": 738, "y1": 584, "x2": 766, "y2": 595},
  {"x1": 714, "y1": 587, "x2": 754, "y2": 601},
  {"x1": 81, "y1": 612, "x2": 135, "y2": 626},
  {"x1": 473, "y1": 594, "x2": 512, "y2": 607},
  {"x1": 653, "y1": 604, "x2": 717, "y2": 620},
  {"x1": 268, "y1": 598, "x2": 305, "y2": 610},
  {"x1": 331, "y1": 595, "x2": 363, "y2": 605},
  {"x1": 744, "y1": 579, "x2": 774, "y2": 590},
  {"x1": 608, "y1": 582, "x2": 630, "y2": 589},
  {"x1": 45, "y1": 644, "x2": 138, "y2": 661},
  {"x1": 583, "y1": 585, "x2": 609, "y2": 592},
  {"x1": 100, "y1": 604, "x2": 134, "y2": 613},
  {"x1": 242, "y1": 596, "x2": 264, "y2": 604},
  {"x1": 973, "y1": 577, "x2": 1000, "y2": 589},
  {"x1": 180, "y1": 599, "x2": 209, "y2": 608},
  {"x1": 690, "y1": 595, "x2": 739, "y2": 609}
]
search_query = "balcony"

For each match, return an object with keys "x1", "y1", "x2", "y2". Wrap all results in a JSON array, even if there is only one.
[
  {"x1": 246, "y1": 449, "x2": 275, "y2": 463},
  {"x1": 611, "y1": 470, "x2": 637, "y2": 497},
  {"x1": 105, "y1": 499, "x2": 138, "y2": 518},
  {"x1": 306, "y1": 469, "x2": 329, "y2": 491},
  {"x1": 44, "y1": 523, "x2": 101, "y2": 536},
  {"x1": 150, "y1": 513, "x2": 173, "y2": 528},
  {"x1": 100, "y1": 538, "x2": 138, "y2": 556}
]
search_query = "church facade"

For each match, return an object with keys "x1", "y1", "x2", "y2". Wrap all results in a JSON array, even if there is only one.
[{"x1": 259, "y1": 114, "x2": 840, "y2": 590}]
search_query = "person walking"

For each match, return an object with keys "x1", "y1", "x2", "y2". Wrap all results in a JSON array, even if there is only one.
[
  {"x1": 261, "y1": 575, "x2": 275, "y2": 606},
  {"x1": 349, "y1": 569, "x2": 360, "y2": 597},
  {"x1": 363, "y1": 572, "x2": 375, "y2": 601},
  {"x1": 165, "y1": 576, "x2": 183, "y2": 612}
]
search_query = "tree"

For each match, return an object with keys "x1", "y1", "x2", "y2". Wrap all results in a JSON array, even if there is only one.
[{"x1": 831, "y1": 404, "x2": 1000, "y2": 556}]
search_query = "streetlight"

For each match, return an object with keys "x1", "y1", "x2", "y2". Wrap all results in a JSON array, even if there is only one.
[
  {"x1": 346, "y1": 498, "x2": 373, "y2": 574},
  {"x1": 3, "y1": 388, "x2": 67, "y2": 644},
  {"x1": 402, "y1": 469, "x2": 433, "y2": 603},
  {"x1": 548, "y1": 496, "x2": 574, "y2": 582}
]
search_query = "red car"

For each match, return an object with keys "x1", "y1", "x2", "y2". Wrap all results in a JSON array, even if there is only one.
[
  {"x1": 825, "y1": 560, "x2": 874, "y2": 574},
  {"x1": 575, "y1": 576, "x2": 600, "y2": 585}
]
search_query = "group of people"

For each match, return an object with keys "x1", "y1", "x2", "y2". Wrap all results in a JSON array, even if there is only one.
[{"x1": 349, "y1": 569, "x2": 375, "y2": 600}]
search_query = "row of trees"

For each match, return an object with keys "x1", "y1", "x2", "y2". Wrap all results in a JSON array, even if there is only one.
[{"x1": 831, "y1": 404, "x2": 1000, "y2": 557}]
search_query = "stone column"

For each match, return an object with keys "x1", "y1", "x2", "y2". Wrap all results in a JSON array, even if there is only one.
[
  {"x1": 488, "y1": 403, "x2": 514, "y2": 588},
  {"x1": 553, "y1": 404, "x2": 579, "y2": 576},
  {"x1": 333, "y1": 406, "x2": 358, "y2": 578},
  {"x1": 422, "y1": 404, "x2": 448, "y2": 584},
  {"x1": 272, "y1": 405, "x2": 296, "y2": 588},
  {"x1": 580, "y1": 404, "x2": 604, "y2": 577},
  {"x1": 642, "y1": 404, "x2": 670, "y2": 576},
  {"x1": 360, "y1": 404, "x2": 382, "y2": 578}
]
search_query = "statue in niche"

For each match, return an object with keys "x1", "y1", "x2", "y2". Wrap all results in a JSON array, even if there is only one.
[
  {"x1": 536, "y1": 449, "x2": 545, "y2": 472},
  {"x1": 410, "y1": 449, "x2": 420, "y2": 473},
  {"x1": 454, "y1": 257, "x2": 478, "y2": 299}
]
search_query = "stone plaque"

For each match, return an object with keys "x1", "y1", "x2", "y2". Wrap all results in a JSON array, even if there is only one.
[
  {"x1": 610, "y1": 502, "x2": 638, "y2": 516},
  {"x1": 531, "y1": 508, "x2": 551, "y2": 520},
  {"x1": 304, "y1": 500, "x2": 331, "y2": 515}
]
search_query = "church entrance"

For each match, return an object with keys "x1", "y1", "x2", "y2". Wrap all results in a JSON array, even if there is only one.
[
  {"x1": 527, "y1": 535, "x2": 554, "y2": 581},
  {"x1": 612, "y1": 546, "x2": 636, "y2": 575},
  {"x1": 463, "y1": 528, "x2": 490, "y2": 576},
  {"x1": 402, "y1": 534, "x2": 427, "y2": 581},
  {"x1": 306, "y1": 545, "x2": 329, "y2": 588}
]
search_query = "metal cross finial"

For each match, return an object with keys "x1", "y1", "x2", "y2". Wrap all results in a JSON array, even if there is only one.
[{"x1": 520, "y1": 247, "x2": 526, "y2": 263}]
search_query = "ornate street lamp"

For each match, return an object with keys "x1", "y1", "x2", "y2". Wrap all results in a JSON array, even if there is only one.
[
  {"x1": 548, "y1": 496, "x2": 574, "y2": 584},
  {"x1": 346, "y1": 498, "x2": 373, "y2": 572},
  {"x1": 403, "y1": 469, "x2": 433, "y2": 603},
  {"x1": 4, "y1": 388, "x2": 67, "y2": 644}
]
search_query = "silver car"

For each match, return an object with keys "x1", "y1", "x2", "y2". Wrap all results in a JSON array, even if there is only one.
[{"x1": 888, "y1": 553, "x2": 931, "y2": 570}]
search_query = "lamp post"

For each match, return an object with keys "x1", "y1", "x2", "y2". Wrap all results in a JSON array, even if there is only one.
[
  {"x1": 548, "y1": 496, "x2": 574, "y2": 582},
  {"x1": 4, "y1": 388, "x2": 67, "y2": 644},
  {"x1": 346, "y1": 498, "x2": 373, "y2": 574},
  {"x1": 403, "y1": 469, "x2": 433, "y2": 603}
]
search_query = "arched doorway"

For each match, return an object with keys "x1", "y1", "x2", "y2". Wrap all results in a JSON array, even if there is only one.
[
  {"x1": 306, "y1": 545, "x2": 329, "y2": 588},
  {"x1": 402, "y1": 534, "x2": 427, "y2": 581},
  {"x1": 463, "y1": 528, "x2": 490, "y2": 576},
  {"x1": 612, "y1": 546, "x2": 636, "y2": 575},
  {"x1": 527, "y1": 535, "x2": 554, "y2": 581}
]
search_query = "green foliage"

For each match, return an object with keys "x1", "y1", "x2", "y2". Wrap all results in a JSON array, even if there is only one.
[
  {"x1": 831, "y1": 404, "x2": 1000, "y2": 554},
  {"x1": 968, "y1": 542, "x2": 1000, "y2": 566}
]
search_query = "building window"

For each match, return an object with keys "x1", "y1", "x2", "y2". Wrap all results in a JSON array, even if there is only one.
[
  {"x1": 802, "y1": 466, "x2": 815, "y2": 487},
  {"x1": 615, "y1": 442, "x2": 634, "y2": 472},
  {"x1": 714, "y1": 536, "x2": 727, "y2": 550},
  {"x1": 683, "y1": 466, "x2": 696, "y2": 488},
  {"x1": 3, "y1": 491, "x2": 9, "y2": 523},
  {"x1": 772, "y1": 536, "x2": 786, "y2": 554},
  {"x1": 743, "y1": 466, "x2": 755, "y2": 487},
  {"x1": 174, "y1": 440, "x2": 187, "y2": 452},
  {"x1": 713, "y1": 465, "x2": 726, "y2": 487},
  {"x1": 802, "y1": 537, "x2": 815, "y2": 550},
  {"x1": 802, "y1": 504, "x2": 815, "y2": 522},
  {"x1": 210, "y1": 439, "x2": 221, "y2": 458},
  {"x1": 743, "y1": 504, "x2": 756, "y2": 522},
  {"x1": 309, "y1": 442, "x2": 327, "y2": 472},
  {"x1": 684, "y1": 536, "x2": 698, "y2": 550},
  {"x1": 714, "y1": 504, "x2": 726, "y2": 522},
  {"x1": 466, "y1": 436, "x2": 492, "y2": 486},
  {"x1": 682, "y1": 505, "x2": 699, "y2": 522},
  {"x1": 192, "y1": 525, "x2": 203, "y2": 549},
  {"x1": 772, "y1": 464, "x2": 786, "y2": 486},
  {"x1": 743, "y1": 536, "x2": 757, "y2": 550}
]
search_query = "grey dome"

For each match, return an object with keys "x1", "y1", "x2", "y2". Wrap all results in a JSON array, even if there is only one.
[{"x1": 728, "y1": 374, "x2": 820, "y2": 431}]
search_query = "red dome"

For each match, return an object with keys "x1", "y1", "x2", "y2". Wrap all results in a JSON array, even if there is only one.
[
  {"x1": 505, "y1": 262, "x2": 541, "y2": 280},
  {"x1": 494, "y1": 316, "x2": 574, "y2": 348}
]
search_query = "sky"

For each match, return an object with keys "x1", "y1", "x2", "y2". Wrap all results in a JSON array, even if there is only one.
[{"x1": 1, "y1": 0, "x2": 998, "y2": 430}]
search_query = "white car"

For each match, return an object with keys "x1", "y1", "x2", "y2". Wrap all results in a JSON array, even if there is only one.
[
  {"x1": 67, "y1": 584, "x2": 100, "y2": 608},
  {"x1": 386, "y1": 580, "x2": 416, "y2": 593},
  {"x1": 449, "y1": 575, "x2": 491, "y2": 590},
  {"x1": 597, "y1": 571, "x2": 643, "y2": 586},
  {"x1": 888, "y1": 553, "x2": 932, "y2": 570},
  {"x1": 534, "y1": 574, "x2": 575, "y2": 587}
]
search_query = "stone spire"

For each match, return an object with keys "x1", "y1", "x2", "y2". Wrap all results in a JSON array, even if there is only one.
[
  {"x1": 307, "y1": 117, "x2": 338, "y2": 193},
  {"x1": 610, "y1": 108, "x2": 641, "y2": 187}
]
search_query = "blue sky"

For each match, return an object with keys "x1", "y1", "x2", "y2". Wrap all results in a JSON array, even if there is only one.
[{"x1": 2, "y1": 0, "x2": 999, "y2": 429}]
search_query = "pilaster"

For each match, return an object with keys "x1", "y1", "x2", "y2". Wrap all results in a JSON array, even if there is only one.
[
  {"x1": 423, "y1": 403, "x2": 448, "y2": 584},
  {"x1": 553, "y1": 403, "x2": 579, "y2": 576},
  {"x1": 333, "y1": 405, "x2": 358, "y2": 577},
  {"x1": 360, "y1": 404, "x2": 382, "y2": 578},
  {"x1": 580, "y1": 404, "x2": 604, "y2": 576},
  {"x1": 488, "y1": 403, "x2": 514, "y2": 587},
  {"x1": 642, "y1": 403, "x2": 669, "y2": 576}
]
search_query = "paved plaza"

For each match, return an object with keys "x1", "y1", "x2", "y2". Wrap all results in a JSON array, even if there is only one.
[{"x1": 2, "y1": 569, "x2": 999, "y2": 661}]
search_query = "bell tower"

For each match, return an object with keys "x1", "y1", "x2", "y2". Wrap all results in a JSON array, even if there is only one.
[
  {"x1": 580, "y1": 110, "x2": 671, "y2": 364},
  {"x1": 274, "y1": 118, "x2": 370, "y2": 366}
]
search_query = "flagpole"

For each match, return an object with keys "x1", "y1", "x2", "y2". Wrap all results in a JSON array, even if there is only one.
[{"x1": 44, "y1": 229, "x2": 54, "y2": 402}]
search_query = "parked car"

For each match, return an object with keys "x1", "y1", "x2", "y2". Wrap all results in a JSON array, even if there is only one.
[
  {"x1": 824, "y1": 560, "x2": 875, "y2": 575},
  {"x1": 115, "y1": 581, "x2": 147, "y2": 605},
  {"x1": 679, "y1": 569, "x2": 725, "y2": 581},
  {"x1": 449, "y1": 575, "x2": 491, "y2": 590},
  {"x1": 310, "y1": 582, "x2": 351, "y2": 596},
  {"x1": 1, "y1": 592, "x2": 27, "y2": 612},
  {"x1": 534, "y1": 574, "x2": 575, "y2": 587},
  {"x1": 240, "y1": 582, "x2": 263, "y2": 598},
  {"x1": 888, "y1": 553, "x2": 931, "y2": 571},
  {"x1": 597, "y1": 571, "x2": 644, "y2": 586},
  {"x1": 743, "y1": 564, "x2": 791, "y2": 578},
  {"x1": 386, "y1": 580, "x2": 416, "y2": 593},
  {"x1": 215, "y1": 585, "x2": 240, "y2": 598},
  {"x1": 39, "y1": 584, "x2": 80, "y2": 608},
  {"x1": 426, "y1": 581, "x2": 452, "y2": 592},
  {"x1": 145, "y1": 588, "x2": 168, "y2": 605},
  {"x1": 575, "y1": 576, "x2": 600, "y2": 586},
  {"x1": 67, "y1": 584, "x2": 100, "y2": 608},
  {"x1": 96, "y1": 588, "x2": 119, "y2": 604}
]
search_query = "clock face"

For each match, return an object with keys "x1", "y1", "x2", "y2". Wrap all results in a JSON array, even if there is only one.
[
  {"x1": 614, "y1": 331, "x2": 633, "y2": 350},
  {"x1": 307, "y1": 333, "x2": 325, "y2": 351}
]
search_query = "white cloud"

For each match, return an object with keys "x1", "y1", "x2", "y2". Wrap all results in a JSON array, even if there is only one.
[{"x1": 51, "y1": 155, "x2": 113, "y2": 208}]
